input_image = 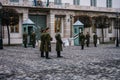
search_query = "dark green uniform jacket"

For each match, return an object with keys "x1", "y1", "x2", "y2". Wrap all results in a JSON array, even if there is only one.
[
  {"x1": 79, "y1": 33, "x2": 85, "y2": 45},
  {"x1": 40, "y1": 32, "x2": 45, "y2": 52},
  {"x1": 93, "y1": 34, "x2": 97, "y2": 44},
  {"x1": 23, "y1": 32, "x2": 28, "y2": 44},
  {"x1": 31, "y1": 32, "x2": 36, "y2": 45},
  {"x1": 86, "y1": 34, "x2": 90, "y2": 44},
  {"x1": 44, "y1": 32, "x2": 52, "y2": 52},
  {"x1": 55, "y1": 33, "x2": 63, "y2": 51}
]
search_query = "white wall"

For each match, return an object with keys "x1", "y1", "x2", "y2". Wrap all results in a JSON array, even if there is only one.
[
  {"x1": 97, "y1": 0, "x2": 106, "y2": 7},
  {"x1": 62, "y1": 0, "x2": 73, "y2": 5},
  {"x1": 112, "y1": 0, "x2": 120, "y2": 8},
  {"x1": 47, "y1": 0, "x2": 54, "y2": 2},
  {"x1": 80, "y1": 0, "x2": 90, "y2": 6}
]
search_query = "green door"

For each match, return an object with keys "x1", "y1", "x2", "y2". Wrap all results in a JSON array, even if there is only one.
[{"x1": 29, "y1": 15, "x2": 46, "y2": 41}]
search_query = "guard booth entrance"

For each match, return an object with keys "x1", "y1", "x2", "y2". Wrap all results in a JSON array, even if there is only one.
[
  {"x1": 22, "y1": 19, "x2": 36, "y2": 45},
  {"x1": 73, "y1": 20, "x2": 84, "y2": 46}
]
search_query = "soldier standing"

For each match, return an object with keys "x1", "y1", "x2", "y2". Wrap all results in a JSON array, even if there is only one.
[
  {"x1": 23, "y1": 30, "x2": 28, "y2": 48},
  {"x1": 86, "y1": 32, "x2": 90, "y2": 47},
  {"x1": 55, "y1": 29, "x2": 63, "y2": 58},
  {"x1": 44, "y1": 27, "x2": 52, "y2": 59},
  {"x1": 93, "y1": 32, "x2": 98, "y2": 47},
  {"x1": 40, "y1": 29, "x2": 45, "y2": 57},
  {"x1": 79, "y1": 32, "x2": 85, "y2": 50},
  {"x1": 31, "y1": 31, "x2": 36, "y2": 48}
]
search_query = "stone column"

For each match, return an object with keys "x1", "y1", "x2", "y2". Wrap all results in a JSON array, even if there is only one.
[
  {"x1": 64, "y1": 15, "x2": 71, "y2": 38},
  {"x1": 23, "y1": 8, "x2": 29, "y2": 21},
  {"x1": 64, "y1": 14, "x2": 75, "y2": 46},
  {"x1": 49, "y1": 13, "x2": 55, "y2": 42}
]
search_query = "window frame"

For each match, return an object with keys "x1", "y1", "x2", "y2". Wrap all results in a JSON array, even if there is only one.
[
  {"x1": 54, "y1": 0, "x2": 62, "y2": 5},
  {"x1": 10, "y1": 0, "x2": 19, "y2": 2},
  {"x1": 73, "y1": 0, "x2": 80, "y2": 5},
  {"x1": 55, "y1": 17, "x2": 62, "y2": 33},
  {"x1": 90, "y1": 0, "x2": 96, "y2": 7},
  {"x1": 106, "y1": 0, "x2": 112, "y2": 8},
  {"x1": 10, "y1": 24, "x2": 19, "y2": 33}
]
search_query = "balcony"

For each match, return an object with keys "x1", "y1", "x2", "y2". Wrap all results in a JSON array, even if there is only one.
[
  {"x1": 2, "y1": 0, "x2": 120, "y2": 13},
  {"x1": 48, "y1": 2, "x2": 120, "y2": 13},
  {"x1": 2, "y1": 0, "x2": 34, "y2": 7}
]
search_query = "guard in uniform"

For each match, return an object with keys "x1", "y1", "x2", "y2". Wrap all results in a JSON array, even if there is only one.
[
  {"x1": 31, "y1": 31, "x2": 36, "y2": 48},
  {"x1": 23, "y1": 31, "x2": 28, "y2": 48},
  {"x1": 79, "y1": 32, "x2": 85, "y2": 50},
  {"x1": 40, "y1": 29, "x2": 45, "y2": 57},
  {"x1": 44, "y1": 27, "x2": 52, "y2": 59},
  {"x1": 93, "y1": 32, "x2": 98, "y2": 47},
  {"x1": 86, "y1": 32, "x2": 90, "y2": 47},
  {"x1": 55, "y1": 29, "x2": 63, "y2": 58}
]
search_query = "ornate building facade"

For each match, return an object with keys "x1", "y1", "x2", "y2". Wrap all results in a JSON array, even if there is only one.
[{"x1": 0, "y1": 0, "x2": 120, "y2": 44}]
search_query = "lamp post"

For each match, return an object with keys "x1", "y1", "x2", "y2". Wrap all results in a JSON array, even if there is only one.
[
  {"x1": 70, "y1": 15, "x2": 73, "y2": 38},
  {"x1": 116, "y1": 12, "x2": 119, "y2": 47},
  {"x1": 0, "y1": 2, "x2": 3, "y2": 49}
]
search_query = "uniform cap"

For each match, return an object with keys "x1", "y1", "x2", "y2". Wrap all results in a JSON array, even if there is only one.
[{"x1": 45, "y1": 27, "x2": 49, "y2": 30}]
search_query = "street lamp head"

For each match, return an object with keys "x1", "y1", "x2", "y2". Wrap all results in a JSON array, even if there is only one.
[{"x1": 0, "y1": 2, "x2": 2, "y2": 9}]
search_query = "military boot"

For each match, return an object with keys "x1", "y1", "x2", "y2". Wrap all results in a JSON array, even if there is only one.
[
  {"x1": 46, "y1": 52, "x2": 51, "y2": 59},
  {"x1": 41, "y1": 51, "x2": 45, "y2": 57},
  {"x1": 57, "y1": 51, "x2": 63, "y2": 58}
]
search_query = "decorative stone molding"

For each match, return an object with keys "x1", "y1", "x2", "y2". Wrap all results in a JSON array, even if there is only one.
[{"x1": 3, "y1": 0, "x2": 8, "y2": 4}]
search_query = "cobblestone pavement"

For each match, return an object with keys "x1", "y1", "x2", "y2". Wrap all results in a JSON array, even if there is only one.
[{"x1": 0, "y1": 44, "x2": 120, "y2": 80}]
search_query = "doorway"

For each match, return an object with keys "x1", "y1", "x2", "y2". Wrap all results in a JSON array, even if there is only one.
[{"x1": 28, "y1": 26, "x2": 33, "y2": 45}]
